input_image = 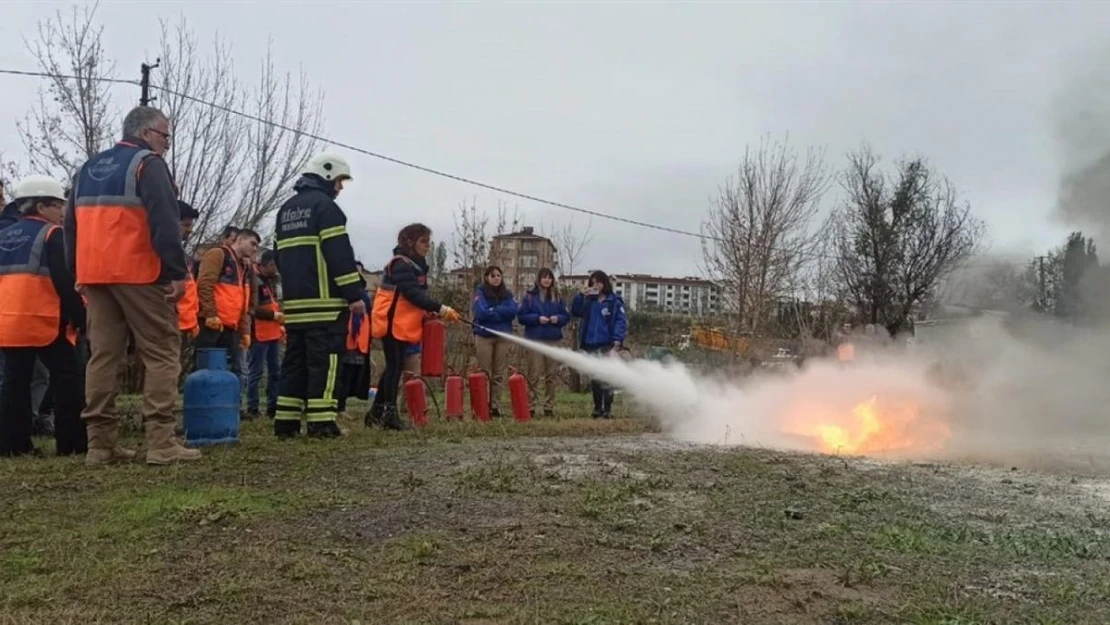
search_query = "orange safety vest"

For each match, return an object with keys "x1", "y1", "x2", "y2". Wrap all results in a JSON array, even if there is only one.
[
  {"x1": 371, "y1": 255, "x2": 426, "y2": 344},
  {"x1": 73, "y1": 141, "x2": 165, "y2": 285},
  {"x1": 177, "y1": 257, "x2": 199, "y2": 333},
  {"x1": 0, "y1": 217, "x2": 64, "y2": 348},
  {"x1": 214, "y1": 246, "x2": 248, "y2": 329},
  {"x1": 347, "y1": 311, "x2": 371, "y2": 354},
  {"x1": 254, "y1": 277, "x2": 284, "y2": 342}
]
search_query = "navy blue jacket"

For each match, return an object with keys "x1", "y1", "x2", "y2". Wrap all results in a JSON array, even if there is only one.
[
  {"x1": 571, "y1": 292, "x2": 628, "y2": 349},
  {"x1": 472, "y1": 285, "x2": 518, "y2": 338},
  {"x1": 0, "y1": 201, "x2": 21, "y2": 230},
  {"x1": 517, "y1": 288, "x2": 570, "y2": 341}
]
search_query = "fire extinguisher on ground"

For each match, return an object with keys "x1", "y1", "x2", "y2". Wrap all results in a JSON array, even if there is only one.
[
  {"x1": 445, "y1": 367, "x2": 464, "y2": 420},
  {"x1": 508, "y1": 368, "x2": 531, "y2": 422},
  {"x1": 402, "y1": 372, "x2": 429, "y2": 427},
  {"x1": 468, "y1": 368, "x2": 490, "y2": 422}
]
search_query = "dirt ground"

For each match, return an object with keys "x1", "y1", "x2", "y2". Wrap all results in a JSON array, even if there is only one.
[{"x1": 3, "y1": 408, "x2": 1110, "y2": 625}]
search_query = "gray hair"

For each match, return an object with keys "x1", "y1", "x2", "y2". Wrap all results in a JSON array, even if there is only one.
[{"x1": 122, "y1": 106, "x2": 168, "y2": 139}]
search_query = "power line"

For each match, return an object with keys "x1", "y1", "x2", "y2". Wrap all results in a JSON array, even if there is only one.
[{"x1": 0, "y1": 66, "x2": 1047, "y2": 270}]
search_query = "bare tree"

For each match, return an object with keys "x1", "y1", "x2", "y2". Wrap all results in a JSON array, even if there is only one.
[
  {"x1": 552, "y1": 218, "x2": 593, "y2": 276},
  {"x1": 17, "y1": 4, "x2": 116, "y2": 179},
  {"x1": 834, "y1": 146, "x2": 985, "y2": 335},
  {"x1": 451, "y1": 198, "x2": 492, "y2": 286},
  {"x1": 701, "y1": 136, "x2": 830, "y2": 335},
  {"x1": 156, "y1": 23, "x2": 323, "y2": 248}
]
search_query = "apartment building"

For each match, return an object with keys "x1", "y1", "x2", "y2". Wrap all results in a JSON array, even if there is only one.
[
  {"x1": 488, "y1": 227, "x2": 559, "y2": 293},
  {"x1": 560, "y1": 272, "x2": 722, "y2": 316}
]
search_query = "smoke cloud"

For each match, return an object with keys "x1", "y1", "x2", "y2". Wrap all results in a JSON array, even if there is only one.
[
  {"x1": 1054, "y1": 42, "x2": 1110, "y2": 243},
  {"x1": 488, "y1": 317, "x2": 1110, "y2": 472}
]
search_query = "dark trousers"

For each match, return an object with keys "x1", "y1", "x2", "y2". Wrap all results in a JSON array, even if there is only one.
[
  {"x1": 371, "y1": 335, "x2": 411, "y2": 409},
  {"x1": 197, "y1": 327, "x2": 241, "y2": 376},
  {"x1": 337, "y1": 361, "x2": 363, "y2": 413},
  {"x1": 0, "y1": 336, "x2": 87, "y2": 456},
  {"x1": 247, "y1": 340, "x2": 282, "y2": 415},
  {"x1": 276, "y1": 315, "x2": 347, "y2": 426},
  {"x1": 585, "y1": 344, "x2": 615, "y2": 415}
]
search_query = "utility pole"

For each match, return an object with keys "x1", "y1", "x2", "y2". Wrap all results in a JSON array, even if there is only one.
[{"x1": 139, "y1": 59, "x2": 160, "y2": 106}]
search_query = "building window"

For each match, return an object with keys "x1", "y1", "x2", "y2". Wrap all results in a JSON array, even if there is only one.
[{"x1": 501, "y1": 240, "x2": 517, "y2": 250}]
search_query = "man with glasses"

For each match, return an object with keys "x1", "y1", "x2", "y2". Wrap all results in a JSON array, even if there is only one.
[{"x1": 65, "y1": 105, "x2": 200, "y2": 466}]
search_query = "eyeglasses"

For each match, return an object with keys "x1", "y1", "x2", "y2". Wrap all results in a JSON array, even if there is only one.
[{"x1": 146, "y1": 128, "x2": 172, "y2": 142}]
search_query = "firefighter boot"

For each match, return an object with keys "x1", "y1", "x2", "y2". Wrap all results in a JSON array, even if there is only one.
[
  {"x1": 307, "y1": 420, "x2": 344, "y2": 439},
  {"x1": 381, "y1": 404, "x2": 411, "y2": 432},
  {"x1": 85, "y1": 421, "x2": 138, "y2": 466},
  {"x1": 144, "y1": 421, "x2": 202, "y2": 465}
]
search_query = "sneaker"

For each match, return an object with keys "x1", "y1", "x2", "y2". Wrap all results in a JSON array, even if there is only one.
[
  {"x1": 543, "y1": 409, "x2": 555, "y2": 418},
  {"x1": 243, "y1": 411, "x2": 262, "y2": 421}
]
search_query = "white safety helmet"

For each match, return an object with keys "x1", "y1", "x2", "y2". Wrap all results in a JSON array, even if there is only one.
[
  {"x1": 302, "y1": 153, "x2": 352, "y2": 182},
  {"x1": 13, "y1": 175, "x2": 67, "y2": 203}
]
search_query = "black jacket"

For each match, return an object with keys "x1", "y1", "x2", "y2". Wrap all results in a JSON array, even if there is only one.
[
  {"x1": 43, "y1": 225, "x2": 87, "y2": 334},
  {"x1": 384, "y1": 247, "x2": 442, "y2": 314},
  {"x1": 0, "y1": 201, "x2": 19, "y2": 230},
  {"x1": 274, "y1": 174, "x2": 364, "y2": 326}
]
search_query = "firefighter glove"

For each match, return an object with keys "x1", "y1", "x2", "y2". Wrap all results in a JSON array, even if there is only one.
[
  {"x1": 240, "y1": 334, "x2": 251, "y2": 349},
  {"x1": 439, "y1": 306, "x2": 461, "y2": 322},
  {"x1": 204, "y1": 317, "x2": 223, "y2": 331}
]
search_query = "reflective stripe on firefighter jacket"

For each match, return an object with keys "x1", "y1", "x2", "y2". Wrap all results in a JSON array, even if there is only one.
[
  {"x1": 73, "y1": 141, "x2": 162, "y2": 285},
  {"x1": 0, "y1": 217, "x2": 63, "y2": 348},
  {"x1": 254, "y1": 278, "x2": 284, "y2": 342},
  {"x1": 177, "y1": 257, "x2": 199, "y2": 333},
  {"x1": 347, "y1": 311, "x2": 370, "y2": 354},
  {"x1": 214, "y1": 246, "x2": 248, "y2": 329},
  {"x1": 371, "y1": 255, "x2": 426, "y2": 344}
]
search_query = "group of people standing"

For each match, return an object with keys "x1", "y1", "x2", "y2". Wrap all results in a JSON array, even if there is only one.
[
  {"x1": 0, "y1": 103, "x2": 632, "y2": 462},
  {"x1": 464, "y1": 265, "x2": 629, "y2": 419}
]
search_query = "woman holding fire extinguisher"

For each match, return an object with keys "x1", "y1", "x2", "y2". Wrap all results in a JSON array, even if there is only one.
[
  {"x1": 369, "y1": 223, "x2": 461, "y2": 430},
  {"x1": 571, "y1": 270, "x2": 628, "y2": 418},
  {"x1": 517, "y1": 268, "x2": 569, "y2": 417}
]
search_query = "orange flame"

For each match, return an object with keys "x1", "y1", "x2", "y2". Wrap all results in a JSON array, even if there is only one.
[{"x1": 783, "y1": 395, "x2": 951, "y2": 457}]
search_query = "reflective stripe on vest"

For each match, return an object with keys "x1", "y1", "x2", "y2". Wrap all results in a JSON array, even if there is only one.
[
  {"x1": 0, "y1": 218, "x2": 62, "y2": 348},
  {"x1": 254, "y1": 279, "x2": 284, "y2": 342},
  {"x1": 214, "y1": 246, "x2": 247, "y2": 329},
  {"x1": 74, "y1": 142, "x2": 163, "y2": 285},
  {"x1": 370, "y1": 255, "x2": 425, "y2": 344}
]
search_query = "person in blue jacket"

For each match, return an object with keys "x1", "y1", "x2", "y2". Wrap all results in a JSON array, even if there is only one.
[
  {"x1": 571, "y1": 270, "x2": 627, "y2": 418},
  {"x1": 517, "y1": 268, "x2": 570, "y2": 417},
  {"x1": 472, "y1": 266, "x2": 518, "y2": 417}
]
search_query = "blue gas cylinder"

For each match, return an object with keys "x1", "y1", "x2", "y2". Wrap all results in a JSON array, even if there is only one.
[{"x1": 183, "y1": 348, "x2": 241, "y2": 447}]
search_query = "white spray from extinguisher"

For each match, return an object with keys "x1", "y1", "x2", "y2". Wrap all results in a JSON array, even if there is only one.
[{"x1": 479, "y1": 326, "x2": 949, "y2": 457}]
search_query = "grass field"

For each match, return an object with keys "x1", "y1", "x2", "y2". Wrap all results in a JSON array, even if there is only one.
[{"x1": 3, "y1": 392, "x2": 1110, "y2": 624}]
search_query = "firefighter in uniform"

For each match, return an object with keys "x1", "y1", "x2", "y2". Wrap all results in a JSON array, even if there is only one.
[
  {"x1": 0, "y1": 176, "x2": 87, "y2": 457},
  {"x1": 273, "y1": 153, "x2": 365, "y2": 439}
]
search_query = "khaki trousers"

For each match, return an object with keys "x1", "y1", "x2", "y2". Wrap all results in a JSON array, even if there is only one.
[
  {"x1": 83, "y1": 284, "x2": 181, "y2": 431},
  {"x1": 527, "y1": 340, "x2": 560, "y2": 412},
  {"x1": 475, "y1": 336, "x2": 509, "y2": 412}
]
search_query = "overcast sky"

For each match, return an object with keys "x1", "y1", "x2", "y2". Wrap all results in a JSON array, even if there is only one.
[{"x1": 2, "y1": 1, "x2": 1107, "y2": 277}]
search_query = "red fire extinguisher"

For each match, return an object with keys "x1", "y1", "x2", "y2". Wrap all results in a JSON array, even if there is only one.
[
  {"x1": 468, "y1": 369, "x2": 490, "y2": 422},
  {"x1": 445, "y1": 367, "x2": 464, "y2": 420},
  {"x1": 421, "y1": 318, "x2": 446, "y2": 378},
  {"x1": 508, "y1": 368, "x2": 531, "y2": 422},
  {"x1": 402, "y1": 373, "x2": 429, "y2": 427}
]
